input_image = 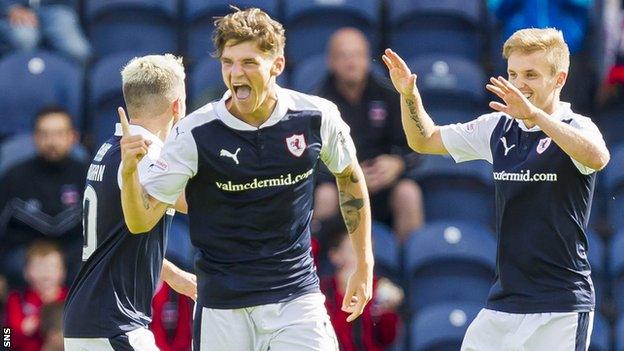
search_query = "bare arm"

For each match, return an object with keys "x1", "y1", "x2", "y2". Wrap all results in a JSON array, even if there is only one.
[
  {"x1": 334, "y1": 161, "x2": 374, "y2": 322},
  {"x1": 487, "y1": 77, "x2": 610, "y2": 171},
  {"x1": 118, "y1": 107, "x2": 170, "y2": 233},
  {"x1": 161, "y1": 259, "x2": 197, "y2": 300},
  {"x1": 383, "y1": 49, "x2": 448, "y2": 155}
]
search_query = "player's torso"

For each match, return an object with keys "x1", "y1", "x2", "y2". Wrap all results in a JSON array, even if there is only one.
[{"x1": 64, "y1": 137, "x2": 172, "y2": 338}]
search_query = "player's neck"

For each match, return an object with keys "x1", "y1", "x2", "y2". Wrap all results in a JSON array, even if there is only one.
[
  {"x1": 227, "y1": 90, "x2": 278, "y2": 128},
  {"x1": 129, "y1": 115, "x2": 174, "y2": 142}
]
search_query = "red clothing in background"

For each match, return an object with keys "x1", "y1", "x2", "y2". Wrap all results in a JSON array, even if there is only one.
[
  {"x1": 5, "y1": 287, "x2": 67, "y2": 351},
  {"x1": 321, "y1": 277, "x2": 399, "y2": 351},
  {"x1": 151, "y1": 283, "x2": 193, "y2": 351}
]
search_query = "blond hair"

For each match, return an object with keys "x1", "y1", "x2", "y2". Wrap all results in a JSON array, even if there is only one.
[
  {"x1": 121, "y1": 54, "x2": 185, "y2": 117},
  {"x1": 503, "y1": 28, "x2": 570, "y2": 75},
  {"x1": 212, "y1": 7, "x2": 285, "y2": 58}
]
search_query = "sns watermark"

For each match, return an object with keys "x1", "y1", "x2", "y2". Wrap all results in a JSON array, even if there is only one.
[{"x1": 3, "y1": 327, "x2": 10, "y2": 348}]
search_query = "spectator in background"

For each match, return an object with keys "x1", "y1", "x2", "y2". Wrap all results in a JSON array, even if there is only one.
[
  {"x1": 0, "y1": 0, "x2": 91, "y2": 64},
  {"x1": 39, "y1": 302, "x2": 64, "y2": 351},
  {"x1": 151, "y1": 282, "x2": 194, "y2": 351},
  {"x1": 5, "y1": 241, "x2": 68, "y2": 351},
  {"x1": 321, "y1": 225, "x2": 403, "y2": 351},
  {"x1": 489, "y1": 0, "x2": 596, "y2": 114},
  {"x1": 314, "y1": 28, "x2": 423, "y2": 242},
  {"x1": 0, "y1": 106, "x2": 87, "y2": 288}
]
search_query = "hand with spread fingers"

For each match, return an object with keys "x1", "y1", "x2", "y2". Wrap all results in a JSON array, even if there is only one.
[
  {"x1": 486, "y1": 76, "x2": 539, "y2": 121},
  {"x1": 341, "y1": 266, "x2": 373, "y2": 322},
  {"x1": 118, "y1": 107, "x2": 152, "y2": 176},
  {"x1": 382, "y1": 48, "x2": 418, "y2": 97}
]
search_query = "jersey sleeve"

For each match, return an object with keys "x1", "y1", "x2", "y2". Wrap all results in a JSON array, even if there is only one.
[
  {"x1": 439, "y1": 113, "x2": 503, "y2": 164},
  {"x1": 319, "y1": 101, "x2": 357, "y2": 174},
  {"x1": 569, "y1": 116, "x2": 606, "y2": 175},
  {"x1": 142, "y1": 126, "x2": 198, "y2": 205}
]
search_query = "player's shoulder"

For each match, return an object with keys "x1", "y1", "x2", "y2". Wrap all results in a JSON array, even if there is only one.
[
  {"x1": 176, "y1": 101, "x2": 220, "y2": 133},
  {"x1": 280, "y1": 88, "x2": 339, "y2": 115}
]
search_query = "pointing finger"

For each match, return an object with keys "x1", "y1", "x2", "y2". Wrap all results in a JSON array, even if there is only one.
[{"x1": 118, "y1": 107, "x2": 130, "y2": 136}]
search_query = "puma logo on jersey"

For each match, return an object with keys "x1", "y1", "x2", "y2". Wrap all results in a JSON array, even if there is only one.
[
  {"x1": 500, "y1": 137, "x2": 516, "y2": 156},
  {"x1": 220, "y1": 148, "x2": 241, "y2": 165}
]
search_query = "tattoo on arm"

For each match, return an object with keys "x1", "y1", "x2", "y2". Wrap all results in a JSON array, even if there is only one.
[
  {"x1": 405, "y1": 98, "x2": 425, "y2": 137},
  {"x1": 141, "y1": 189, "x2": 150, "y2": 210},
  {"x1": 339, "y1": 191, "x2": 364, "y2": 234}
]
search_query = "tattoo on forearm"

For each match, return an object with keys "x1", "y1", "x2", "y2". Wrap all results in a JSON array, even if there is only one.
[
  {"x1": 141, "y1": 189, "x2": 150, "y2": 210},
  {"x1": 405, "y1": 98, "x2": 425, "y2": 137},
  {"x1": 339, "y1": 191, "x2": 364, "y2": 234}
]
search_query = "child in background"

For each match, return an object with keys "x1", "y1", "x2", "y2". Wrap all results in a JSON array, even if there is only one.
[
  {"x1": 5, "y1": 240, "x2": 68, "y2": 351},
  {"x1": 321, "y1": 226, "x2": 403, "y2": 351}
]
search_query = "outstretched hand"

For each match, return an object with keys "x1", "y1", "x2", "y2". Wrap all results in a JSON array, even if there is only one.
[
  {"x1": 382, "y1": 49, "x2": 418, "y2": 97},
  {"x1": 486, "y1": 77, "x2": 538, "y2": 120},
  {"x1": 118, "y1": 107, "x2": 151, "y2": 176}
]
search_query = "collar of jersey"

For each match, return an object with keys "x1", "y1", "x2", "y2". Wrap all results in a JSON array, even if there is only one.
[
  {"x1": 114, "y1": 123, "x2": 164, "y2": 148},
  {"x1": 516, "y1": 102, "x2": 572, "y2": 132},
  {"x1": 215, "y1": 85, "x2": 292, "y2": 131}
]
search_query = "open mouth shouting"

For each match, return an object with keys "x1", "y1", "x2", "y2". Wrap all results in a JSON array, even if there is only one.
[{"x1": 233, "y1": 83, "x2": 252, "y2": 101}]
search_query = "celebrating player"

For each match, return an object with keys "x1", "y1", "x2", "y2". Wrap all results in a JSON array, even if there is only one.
[
  {"x1": 63, "y1": 54, "x2": 196, "y2": 351},
  {"x1": 119, "y1": 8, "x2": 374, "y2": 351},
  {"x1": 384, "y1": 28, "x2": 609, "y2": 350}
]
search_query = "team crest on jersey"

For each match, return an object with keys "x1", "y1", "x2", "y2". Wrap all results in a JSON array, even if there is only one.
[
  {"x1": 286, "y1": 134, "x2": 306, "y2": 157},
  {"x1": 536, "y1": 137, "x2": 552, "y2": 154}
]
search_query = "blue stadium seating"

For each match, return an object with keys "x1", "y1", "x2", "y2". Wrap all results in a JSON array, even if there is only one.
[
  {"x1": 616, "y1": 314, "x2": 624, "y2": 351},
  {"x1": 590, "y1": 312, "x2": 610, "y2": 351},
  {"x1": 404, "y1": 220, "x2": 496, "y2": 312},
  {"x1": 85, "y1": 0, "x2": 178, "y2": 58},
  {"x1": 88, "y1": 52, "x2": 140, "y2": 147},
  {"x1": 605, "y1": 143, "x2": 624, "y2": 231},
  {"x1": 183, "y1": 0, "x2": 280, "y2": 63},
  {"x1": 412, "y1": 154, "x2": 493, "y2": 225},
  {"x1": 284, "y1": 0, "x2": 380, "y2": 66},
  {"x1": 609, "y1": 229, "x2": 624, "y2": 315},
  {"x1": 372, "y1": 221, "x2": 400, "y2": 283},
  {"x1": 598, "y1": 104, "x2": 624, "y2": 146},
  {"x1": 0, "y1": 51, "x2": 83, "y2": 139},
  {"x1": 407, "y1": 54, "x2": 488, "y2": 125},
  {"x1": 410, "y1": 302, "x2": 481, "y2": 351},
  {"x1": 388, "y1": 0, "x2": 484, "y2": 61},
  {"x1": 0, "y1": 133, "x2": 89, "y2": 176},
  {"x1": 586, "y1": 229, "x2": 606, "y2": 308}
]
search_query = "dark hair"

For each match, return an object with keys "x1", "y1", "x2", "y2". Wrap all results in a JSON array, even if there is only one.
[{"x1": 33, "y1": 105, "x2": 73, "y2": 130}]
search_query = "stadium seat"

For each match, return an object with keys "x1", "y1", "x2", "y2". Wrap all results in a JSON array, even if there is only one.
[
  {"x1": 597, "y1": 104, "x2": 624, "y2": 146},
  {"x1": 372, "y1": 221, "x2": 400, "y2": 283},
  {"x1": 166, "y1": 214, "x2": 195, "y2": 272},
  {"x1": 0, "y1": 134, "x2": 89, "y2": 176},
  {"x1": 609, "y1": 229, "x2": 624, "y2": 315},
  {"x1": 407, "y1": 54, "x2": 487, "y2": 125},
  {"x1": 586, "y1": 229, "x2": 606, "y2": 308},
  {"x1": 85, "y1": 0, "x2": 178, "y2": 58},
  {"x1": 0, "y1": 51, "x2": 83, "y2": 138},
  {"x1": 88, "y1": 52, "x2": 139, "y2": 147},
  {"x1": 412, "y1": 154, "x2": 493, "y2": 225},
  {"x1": 605, "y1": 143, "x2": 624, "y2": 231},
  {"x1": 283, "y1": 0, "x2": 380, "y2": 66},
  {"x1": 404, "y1": 220, "x2": 496, "y2": 312},
  {"x1": 616, "y1": 315, "x2": 624, "y2": 351},
  {"x1": 410, "y1": 302, "x2": 481, "y2": 351},
  {"x1": 589, "y1": 312, "x2": 610, "y2": 351},
  {"x1": 388, "y1": 0, "x2": 484, "y2": 61},
  {"x1": 183, "y1": 0, "x2": 280, "y2": 63}
]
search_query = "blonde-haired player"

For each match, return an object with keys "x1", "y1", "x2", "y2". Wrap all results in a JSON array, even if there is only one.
[
  {"x1": 384, "y1": 28, "x2": 609, "y2": 350},
  {"x1": 63, "y1": 54, "x2": 196, "y2": 351}
]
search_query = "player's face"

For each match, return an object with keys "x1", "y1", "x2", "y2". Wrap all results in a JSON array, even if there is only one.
[
  {"x1": 34, "y1": 113, "x2": 76, "y2": 162},
  {"x1": 25, "y1": 253, "x2": 66, "y2": 293},
  {"x1": 507, "y1": 50, "x2": 566, "y2": 112},
  {"x1": 220, "y1": 40, "x2": 284, "y2": 117}
]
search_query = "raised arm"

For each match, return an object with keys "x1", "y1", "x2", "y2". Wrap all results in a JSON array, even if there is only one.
[
  {"x1": 334, "y1": 161, "x2": 374, "y2": 322},
  {"x1": 382, "y1": 49, "x2": 448, "y2": 155},
  {"x1": 118, "y1": 107, "x2": 170, "y2": 233}
]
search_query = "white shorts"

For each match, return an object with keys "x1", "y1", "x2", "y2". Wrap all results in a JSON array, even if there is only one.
[
  {"x1": 194, "y1": 292, "x2": 339, "y2": 351},
  {"x1": 461, "y1": 309, "x2": 594, "y2": 351},
  {"x1": 64, "y1": 327, "x2": 158, "y2": 351}
]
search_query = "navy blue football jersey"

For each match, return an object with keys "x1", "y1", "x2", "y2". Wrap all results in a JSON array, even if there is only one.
[
  {"x1": 143, "y1": 87, "x2": 357, "y2": 308},
  {"x1": 440, "y1": 102, "x2": 604, "y2": 313},
  {"x1": 63, "y1": 124, "x2": 174, "y2": 338}
]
